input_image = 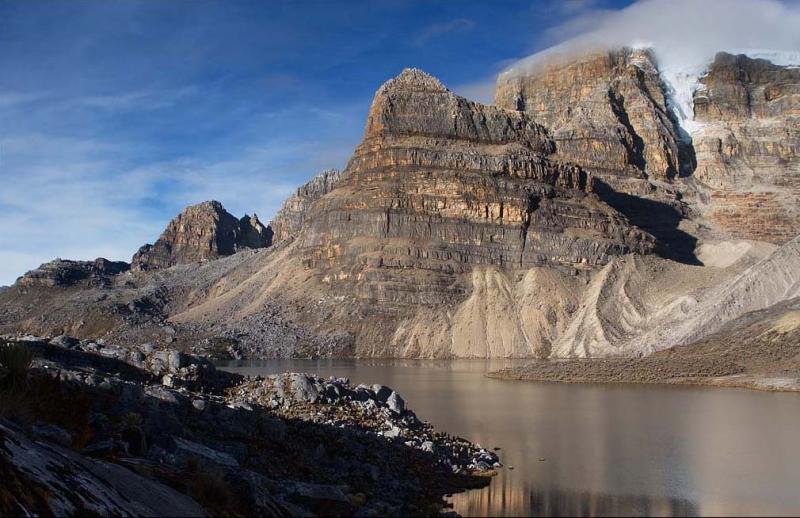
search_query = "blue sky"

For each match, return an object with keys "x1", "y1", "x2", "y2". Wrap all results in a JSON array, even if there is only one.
[{"x1": 0, "y1": 0, "x2": 709, "y2": 285}]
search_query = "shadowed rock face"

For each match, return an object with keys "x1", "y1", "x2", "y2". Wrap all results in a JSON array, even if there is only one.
[
  {"x1": 692, "y1": 52, "x2": 800, "y2": 244},
  {"x1": 131, "y1": 201, "x2": 272, "y2": 271}
]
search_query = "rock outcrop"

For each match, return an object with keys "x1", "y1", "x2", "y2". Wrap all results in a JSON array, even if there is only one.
[
  {"x1": 302, "y1": 68, "x2": 654, "y2": 275},
  {"x1": 692, "y1": 52, "x2": 800, "y2": 244},
  {"x1": 0, "y1": 420, "x2": 208, "y2": 517},
  {"x1": 270, "y1": 169, "x2": 342, "y2": 244},
  {"x1": 0, "y1": 337, "x2": 494, "y2": 515},
  {"x1": 495, "y1": 48, "x2": 699, "y2": 262},
  {"x1": 496, "y1": 48, "x2": 688, "y2": 182},
  {"x1": 17, "y1": 258, "x2": 129, "y2": 287},
  {"x1": 132, "y1": 201, "x2": 272, "y2": 271}
]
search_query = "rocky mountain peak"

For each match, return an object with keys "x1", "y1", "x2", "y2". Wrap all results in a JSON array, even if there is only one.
[
  {"x1": 496, "y1": 46, "x2": 686, "y2": 182},
  {"x1": 239, "y1": 213, "x2": 273, "y2": 249},
  {"x1": 270, "y1": 169, "x2": 342, "y2": 245},
  {"x1": 364, "y1": 68, "x2": 554, "y2": 153},
  {"x1": 377, "y1": 67, "x2": 449, "y2": 95},
  {"x1": 131, "y1": 200, "x2": 271, "y2": 271}
]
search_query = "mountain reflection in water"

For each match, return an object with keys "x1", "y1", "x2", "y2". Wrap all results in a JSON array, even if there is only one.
[
  {"x1": 221, "y1": 358, "x2": 800, "y2": 517},
  {"x1": 453, "y1": 485, "x2": 697, "y2": 517}
]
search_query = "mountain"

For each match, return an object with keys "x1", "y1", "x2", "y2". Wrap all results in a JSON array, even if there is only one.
[
  {"x1": 692, "y1": 52, "x2": 800, "y2": 243},
  {"x1": 169, "y1": 68, "x2": 657, "y2": 358},
  {"x1": 270, "y1": 169, "x2": 342, "y2": 245},
  {"x1": 1, "y1": 49, "x2": 798, "y2": 367},
  {"x1": 132, "y1": 200, "x2": 272, "y2": 271}
]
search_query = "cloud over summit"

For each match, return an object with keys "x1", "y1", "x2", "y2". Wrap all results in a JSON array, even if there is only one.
[{"x1": 505, "y1": 0, "x2": 800, "y2": 76}]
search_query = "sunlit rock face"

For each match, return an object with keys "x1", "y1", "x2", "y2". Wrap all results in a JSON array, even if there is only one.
[
  {"x1": 496, "y1": 48, "x2": 687, "y2": 182},
  {"x1": 295, "y1": 69, "x2": 655, "y2": 291},
  {"x1": 131, "y1": 200, "x2": 271, "y2": 271},
  {"x1": 692, "y1": 52, "x2": 800, "y2": 244},
  {"x1": 229, "y1": 68, "x2": 657, "y2": 357},
  {"x1": 494, "y1": 48, "x2": 698, "y2": 262}
]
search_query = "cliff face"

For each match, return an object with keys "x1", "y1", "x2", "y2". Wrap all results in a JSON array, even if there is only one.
[
  {"x1": 131, "y1": 201, "x2": 272, "y2": 271},
  {"x1": 299, "y1": 69, "x2": 654, "y2": 277},
  {"x1": 167, "y1": 69, "x2": 657, "y2": 358},
  {"x1": 270, "y1": 169, "x2": 342, "y2": 245},
  {"x1": 496, "y1": 49, "x2": 687, "y2": 182},
  {"x1": 4, "y1": 51, "x2": 798, "y2": 360},
  {"x1": 692, "y1": 52, "x2": 800, "y2": 244}
]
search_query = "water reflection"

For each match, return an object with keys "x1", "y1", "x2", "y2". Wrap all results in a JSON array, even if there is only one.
[
  {"x1": 220, "y1": 359, "x2": 800, "y2": 517},
  {"x1": 455, "y1": 485, "x2": 698, "y2": 517}
]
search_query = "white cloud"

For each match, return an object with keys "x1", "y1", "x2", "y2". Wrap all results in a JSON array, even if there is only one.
[
  {"x1": 504, "y1": 0, "x2": 800, "y2": 77},
  {"x1": 0, "y1": 128, "x2": 352, "y2": 286}
]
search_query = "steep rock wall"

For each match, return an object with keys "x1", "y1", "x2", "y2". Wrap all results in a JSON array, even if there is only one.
[{"x1": 692, "y1": 52, "x2": 800, "y2": 244}]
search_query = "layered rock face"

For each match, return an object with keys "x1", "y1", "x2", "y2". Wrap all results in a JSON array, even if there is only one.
[
  {"x1": 270, "y1": 169, "x2": 342, "y2": 244},
  {"x1": 495, "y1": 49, "x2": 697, "y2": 262},
  {"x1": 6, "y1": 52, "x2": 798, "y2": 361},
  {"x1": 299, "y1": 69, "x2": 654, "y2": 276},
  {"x1": 161, "y1": 69, "x2": 660, "y2": 358},
  {"x1": 496, "y1": 48, "x2": 687, "y2": 182},
  {"x1": 131, "y1": 201, "x2": 272, "y2": 271},
  {"x1": 214, "y1": 69, "x2": 656, "y2": 357},
  {"x1": 692, "y1": 52, "x2": 800, "y2": 244}
]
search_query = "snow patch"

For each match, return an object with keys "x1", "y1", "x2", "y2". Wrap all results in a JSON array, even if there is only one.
[{"x1": 657, "y1": 48, "x2": 800, "y2": 138}]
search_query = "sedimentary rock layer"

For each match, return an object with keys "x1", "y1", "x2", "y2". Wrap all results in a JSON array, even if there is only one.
[
  {"x1": 692, "y1": 52, "x2": 800, "y2": 244},
  {"x1": 168, "y1": 68, "x2": 657, "y2": 358},
  {"x1": 496, "y1": 48, "x2": 687, "y2": 181},
  {"x1": 270, "y1": 169, "x2": 342, "y2": 244}
]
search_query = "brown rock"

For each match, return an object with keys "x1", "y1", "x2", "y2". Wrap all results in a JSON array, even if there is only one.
[
  {"x1": 692, "y1": 52, "x2": 800, "y2": 244},
  {"x1": 131, "y1": 201, "x2": 271, "y2": 271},
  {"x1": 270, "y1": 169, "x2": 342, "y2": 244},
  {"x1": 496, "y1": 48, "x2": 686, "y2": 181}
]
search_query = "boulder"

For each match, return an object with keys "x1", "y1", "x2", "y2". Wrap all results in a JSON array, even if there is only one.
[
  {"x1": 386, "y1": 392, "x2": 405, "y2": 415},
  {"x1": 289, "y1": 374, "x2": 319, "y2": 403}
]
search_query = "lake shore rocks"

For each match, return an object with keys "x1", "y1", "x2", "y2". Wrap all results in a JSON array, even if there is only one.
[{"x1": 0, "y1": 334, "x2": 496, "y2": 516}]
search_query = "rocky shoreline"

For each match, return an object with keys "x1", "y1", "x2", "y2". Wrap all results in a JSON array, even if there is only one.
[{"x1": 0, "y1": 335, "x2": 498, "y2": 516}]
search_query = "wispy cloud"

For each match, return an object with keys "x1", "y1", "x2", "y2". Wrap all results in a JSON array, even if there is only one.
[
  {"x1": 413, "y1": 18, "x2": 475, "y2": 47},
  {"x1": 505, "y1": 0, "x2": 800, "y2": 76},
  {"x1": 0, "y1": 120, "x2": 355, "y2": 285}
]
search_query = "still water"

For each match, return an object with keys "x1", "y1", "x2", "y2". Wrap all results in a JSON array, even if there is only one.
[{"x1": 220, "y1": 359, "x2": 800, "y2": 517}]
